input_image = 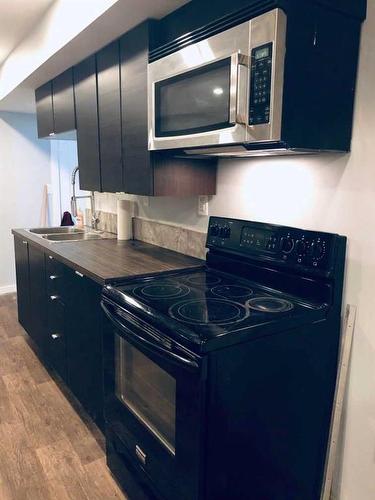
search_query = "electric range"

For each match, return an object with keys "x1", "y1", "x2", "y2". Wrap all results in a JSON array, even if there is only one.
[
  {"x1": 101, "y1": 217, "x2": 346, "y2": 500},
  {"x1": 103, "y1": 267, "x2": 328, "y2": 354}
]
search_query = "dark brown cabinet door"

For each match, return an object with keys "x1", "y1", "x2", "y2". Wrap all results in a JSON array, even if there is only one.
[
  {"x1": 74, "y1": 56, "x2": 102, "y2": 191},
  {"x1": 53, "y1": 68, "x2": 76, "y2": 134},
  {"x1": 97, "y1": 41, "x2": 123, "y2": 192},
  {"x1": 35, "y1": 81, "x2": 54, "y2": 138},
  {"x1": 28, "y1": 245, "x2": 47, "y2": 349},
  {"x1": 14, "y1": 237, "x2": 30, "y2": 331},
  {"x1": 120, "y1": 23, "x2": 154, "y2": 195},
  {"x1": 65, "y1": 268, "x2": 104, "y2": 428}
]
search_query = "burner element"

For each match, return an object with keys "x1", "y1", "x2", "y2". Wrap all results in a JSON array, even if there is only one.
[
  {"x1": 212, "y1": 285, "x2": 253, "y2": 300},
  {"x1": 169, "y1": 299, "x2": 248, "y2": 325},
  {"x1": 134, "y1": 282, "x2": 190, "y2": 300},
  {"x1": 247, "y1": 297, "x2": 294, "y2": 313},
  {"x1": 186, "y1": 274, "x2": 222, "y2": 286}
]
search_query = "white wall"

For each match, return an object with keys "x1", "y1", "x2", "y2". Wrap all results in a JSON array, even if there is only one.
[
  {"x1": 49, "y1": 139, "x2": 91, "y2": 226},
  {"x1": 111, "y1": 4, "x2": 375, "y2": 499},
  {"x1": 0, "y1": 112, "x2": 50, "y2": 292}
]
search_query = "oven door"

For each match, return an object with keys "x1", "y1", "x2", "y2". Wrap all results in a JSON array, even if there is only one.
[{"x1": 102, "y1": 298, "x2": 207, "y2": 500}]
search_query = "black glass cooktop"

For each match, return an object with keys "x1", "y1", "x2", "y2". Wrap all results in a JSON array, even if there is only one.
[{"x1": 108, "y1": 269, "x2": 325, "y2": 341}]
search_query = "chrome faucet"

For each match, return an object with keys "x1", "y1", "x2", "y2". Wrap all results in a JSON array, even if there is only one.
[{"x1": 71, "y1": 166, "x2": 99, "y2": 230}]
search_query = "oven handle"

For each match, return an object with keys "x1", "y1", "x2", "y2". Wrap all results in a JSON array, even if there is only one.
[
  {"x1": 229, "y1": 52, "x2": 249, "y2": 126},
  {"x1": 101, "y1": 300, "x2": 200, "y2": 371}
]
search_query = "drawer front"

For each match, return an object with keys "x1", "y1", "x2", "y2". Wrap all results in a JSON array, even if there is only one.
[
  {"x1": 47, "y1": 297, "x2": 67, "y2": 380},
  {"x1": 46, "y1": 255, "x2": 66, "y2": 298}
]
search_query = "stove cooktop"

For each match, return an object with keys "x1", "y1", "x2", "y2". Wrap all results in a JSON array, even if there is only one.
[{"x1": 105, "y1": 268, "x2": 327, "y2": 348}]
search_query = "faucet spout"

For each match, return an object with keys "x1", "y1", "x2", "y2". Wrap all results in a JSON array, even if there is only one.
[{"x1": 70, "y1": 167, "x2": 99, "y2": 230}]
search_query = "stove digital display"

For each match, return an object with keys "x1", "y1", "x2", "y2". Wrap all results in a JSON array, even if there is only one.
[{"x1": 241, "y1": 227, "x2": 277, "y2": 252}]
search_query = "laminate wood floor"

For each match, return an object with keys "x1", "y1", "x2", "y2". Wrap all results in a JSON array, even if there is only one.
[{"x1": 0, "y1": 293, "x2": 126, "y2": 500}]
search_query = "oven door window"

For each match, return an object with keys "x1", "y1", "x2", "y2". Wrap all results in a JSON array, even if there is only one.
[
  {"x1": 155, "y1": 58, "x2": 232, "y2": 137},
  {"x1": 115, "y1": 334, "x2": 176, "y2": 454}
]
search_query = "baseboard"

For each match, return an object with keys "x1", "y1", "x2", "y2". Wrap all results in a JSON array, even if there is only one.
[{"x1": 0, "y1": 284, "x2": 16, "y2": 295}]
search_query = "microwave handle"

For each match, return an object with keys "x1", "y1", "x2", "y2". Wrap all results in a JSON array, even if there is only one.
[
  {"x1": 101, "y1": 300, "x2": 200, "y2": 371},
  {"x1": 229, "y1": 52, "x2": 249, "y2": 126}
]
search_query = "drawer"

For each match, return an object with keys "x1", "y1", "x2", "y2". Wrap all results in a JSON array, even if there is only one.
[
  {"x1": 46, "y1": 298, "x2": 67, "y2": 380},
  {"x1": 46, "y1": 255, "x2": 66, "y2": 297}
]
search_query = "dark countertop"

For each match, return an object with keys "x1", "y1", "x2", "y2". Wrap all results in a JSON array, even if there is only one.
[{"x1": 12, "y1": 229, "x2": 204, "y2": 285}]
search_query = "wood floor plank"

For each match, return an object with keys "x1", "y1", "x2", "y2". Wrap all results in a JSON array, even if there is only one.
[{"x1": 0, "y1": 293, "x2": 126, "y2": 499}]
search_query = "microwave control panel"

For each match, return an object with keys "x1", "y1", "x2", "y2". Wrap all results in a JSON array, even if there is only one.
[{"x1": 249, "y1": 42, "x2": 273, "y2": 126}]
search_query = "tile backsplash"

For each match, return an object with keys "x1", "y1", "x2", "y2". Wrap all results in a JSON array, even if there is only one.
[{"x1": 133, "y1": 217, "x2": 206, "y2": 260}]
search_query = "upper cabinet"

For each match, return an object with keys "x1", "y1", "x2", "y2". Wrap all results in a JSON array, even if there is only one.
[
  {"x1": 34, "y1": 24, "x2": 217, "y2": 195},
  {"x1": 35, "y1": 82, "x2": 54, "y2": 138},
  {"x1": 35, "y1": 70, "x2": 76, "y2": 138},
  {"x1": 73, "y1": 55, "x2": 102, "y2": 192},
  {"x1": 96, "y1": 41, "x2": 123, "y2": 193},
  {"x1": 52, "y1": 68, "x2": 76, "y2": 134}
]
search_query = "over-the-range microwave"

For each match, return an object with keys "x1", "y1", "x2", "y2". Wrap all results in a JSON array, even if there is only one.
[{"x1": 147, "y1": 7, "x2": 361, "y2": 158}]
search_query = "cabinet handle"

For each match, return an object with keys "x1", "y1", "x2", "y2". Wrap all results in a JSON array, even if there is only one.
[
  {"x1": 22, "y1": 240, "x2": 28, "y2": 245},
  {"x1": 75, "y1": 271, "x2": 84, "y2": 278},
  {"x1": 48, "y1": 255, "x2": 53, "y2": 260},
  {"x1": 50, "y1": 295, "x2": 59, "y2": 301},
  {"x1": 49, "y1": 275, "x2": 59, "y2": 280},
  {"x1": 135, "y1": 445, "x2": 146, "y2": 465},
  {"x1": 51, "y1": 333, "x2": 61, "y2": 340}
]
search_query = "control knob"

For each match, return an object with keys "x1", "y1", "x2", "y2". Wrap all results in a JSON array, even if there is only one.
[
  {"x1": 280, "y1": 237, "x2": 294, "y2": 254},
  {"x1": 309, "y1": 240, "x2": 325, "y2": 260},
  {"x1": 295, "y1": 240, "x2": 307, "y2": 256},
  {"x1": 219, "y1": 226, "x2": 231, "y2": 239}
]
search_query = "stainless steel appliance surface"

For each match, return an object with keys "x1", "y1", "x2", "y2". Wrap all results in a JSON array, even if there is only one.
[
  {"x1": 148, "y1": 3, "x2": 364, "y2": 157},
  {"x1": 101, "y1": 216, "x2": 346, "y2": 500},
  {"x1": 148, "y1": 8, "x2": 286, "y2": 154}
]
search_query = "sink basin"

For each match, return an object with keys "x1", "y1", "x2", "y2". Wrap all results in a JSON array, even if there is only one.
[
  {"x1": 42, "y1": 232, "x2": 104, "y2": 242},
  {"x1": 29, "y1": 227, "x2": 85, "y2": 235}
]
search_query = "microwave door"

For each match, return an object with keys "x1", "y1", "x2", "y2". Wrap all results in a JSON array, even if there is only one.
[{"x1": 149, "y1": 52, "x2": 249, "y2": 150}]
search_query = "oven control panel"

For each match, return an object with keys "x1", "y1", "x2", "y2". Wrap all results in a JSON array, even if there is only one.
[
  {"x1": 206, "y1": 217, "x2": 337, "y2": 273},
  {"x1": 249, "y1": 42, "x2": 273, "y2": 126}
]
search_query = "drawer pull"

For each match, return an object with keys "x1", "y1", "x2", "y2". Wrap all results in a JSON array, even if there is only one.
[
  {"x1": 75, "y1": 271, "x2": 84, "y2": 278},
  {"x1": 51, "y1": 333, "x2": 61, "y2": 340},
  {"x1": 22, "y1": 240, "x2": 28, "y2": 245},
  {"x1": 135, "y1": 445, "x2": 146, "y2": 466},
  {"x1": 49, "y1": 275, "x2": 59, "y2": 280},
  {"x1": 48, "y1": 255, "x2": 53, "y2": 260},
  {"x1": 50, "y1": 295, "x2": 59, "y2": 301}
]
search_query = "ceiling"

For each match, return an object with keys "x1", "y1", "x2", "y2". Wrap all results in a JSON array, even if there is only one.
[
  {"x1": 0, "y1": 0, "x2": 56, "y2": 65},
  {"x1": 0, "y1": 0, "x2": 189, "y2": 113}
]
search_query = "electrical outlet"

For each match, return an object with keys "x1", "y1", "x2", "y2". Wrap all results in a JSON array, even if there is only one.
[{"x1": 198, "y1": 196, "x2": 209, "y2": 216}]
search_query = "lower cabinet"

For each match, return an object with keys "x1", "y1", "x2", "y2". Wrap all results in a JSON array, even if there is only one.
[
  {"x1": 14, "y1": 237, "x2": 31, "y2": 332},
  {"x1": 65, "y1": 267, "x2": 104, "y2": 428},
  {"x1": 14, "y1": 239, "x2": 104, "y2": 429}
]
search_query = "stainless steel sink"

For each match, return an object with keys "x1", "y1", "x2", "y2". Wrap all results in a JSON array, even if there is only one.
[
  {"x1": 42, "y1": 232, "x2": 105, "y2": 242},
  {"x1": 28, "y1": 227, "x2": 85, "y2": 235}
]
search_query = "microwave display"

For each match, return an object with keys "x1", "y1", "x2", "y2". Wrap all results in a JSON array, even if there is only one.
[{"x1": 249, "y1": 42, "x2": 273, "y2": 126}]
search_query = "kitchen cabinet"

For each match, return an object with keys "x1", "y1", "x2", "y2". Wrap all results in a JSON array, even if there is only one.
[
  {"x1": 14, "y1": 239, "x2": 104, "y2": 428},
  {"x1": 52, "y1": 68, "x2": 76, "y2": 134},
  {"x1": 34, "y1": 24, "x2": 216, "y2": 195},
  {"x1": 65, "y1": 267, "x2": 104, "y2": 428},
  {"x1": 46, "y1": 256, "x2": 68, "y2": 381},
  {"x1": 73, "y1": 55, "x2": 102, "y2": 192},
  {"x1": 35, "y1": 81, "x2": 54, "y2": 138},
  {"x1": 14, "y1": 237, "x2": 30, "y2": 331},
  {"x1": 97, "y1": 41, "x2": 123, "y2": 193},
  {"x1": 121, "y1": 22, "x2": 217, "y2": 196},
  {"x1": 28, "y1": 244, "x2": 47, "y2": 348}
]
